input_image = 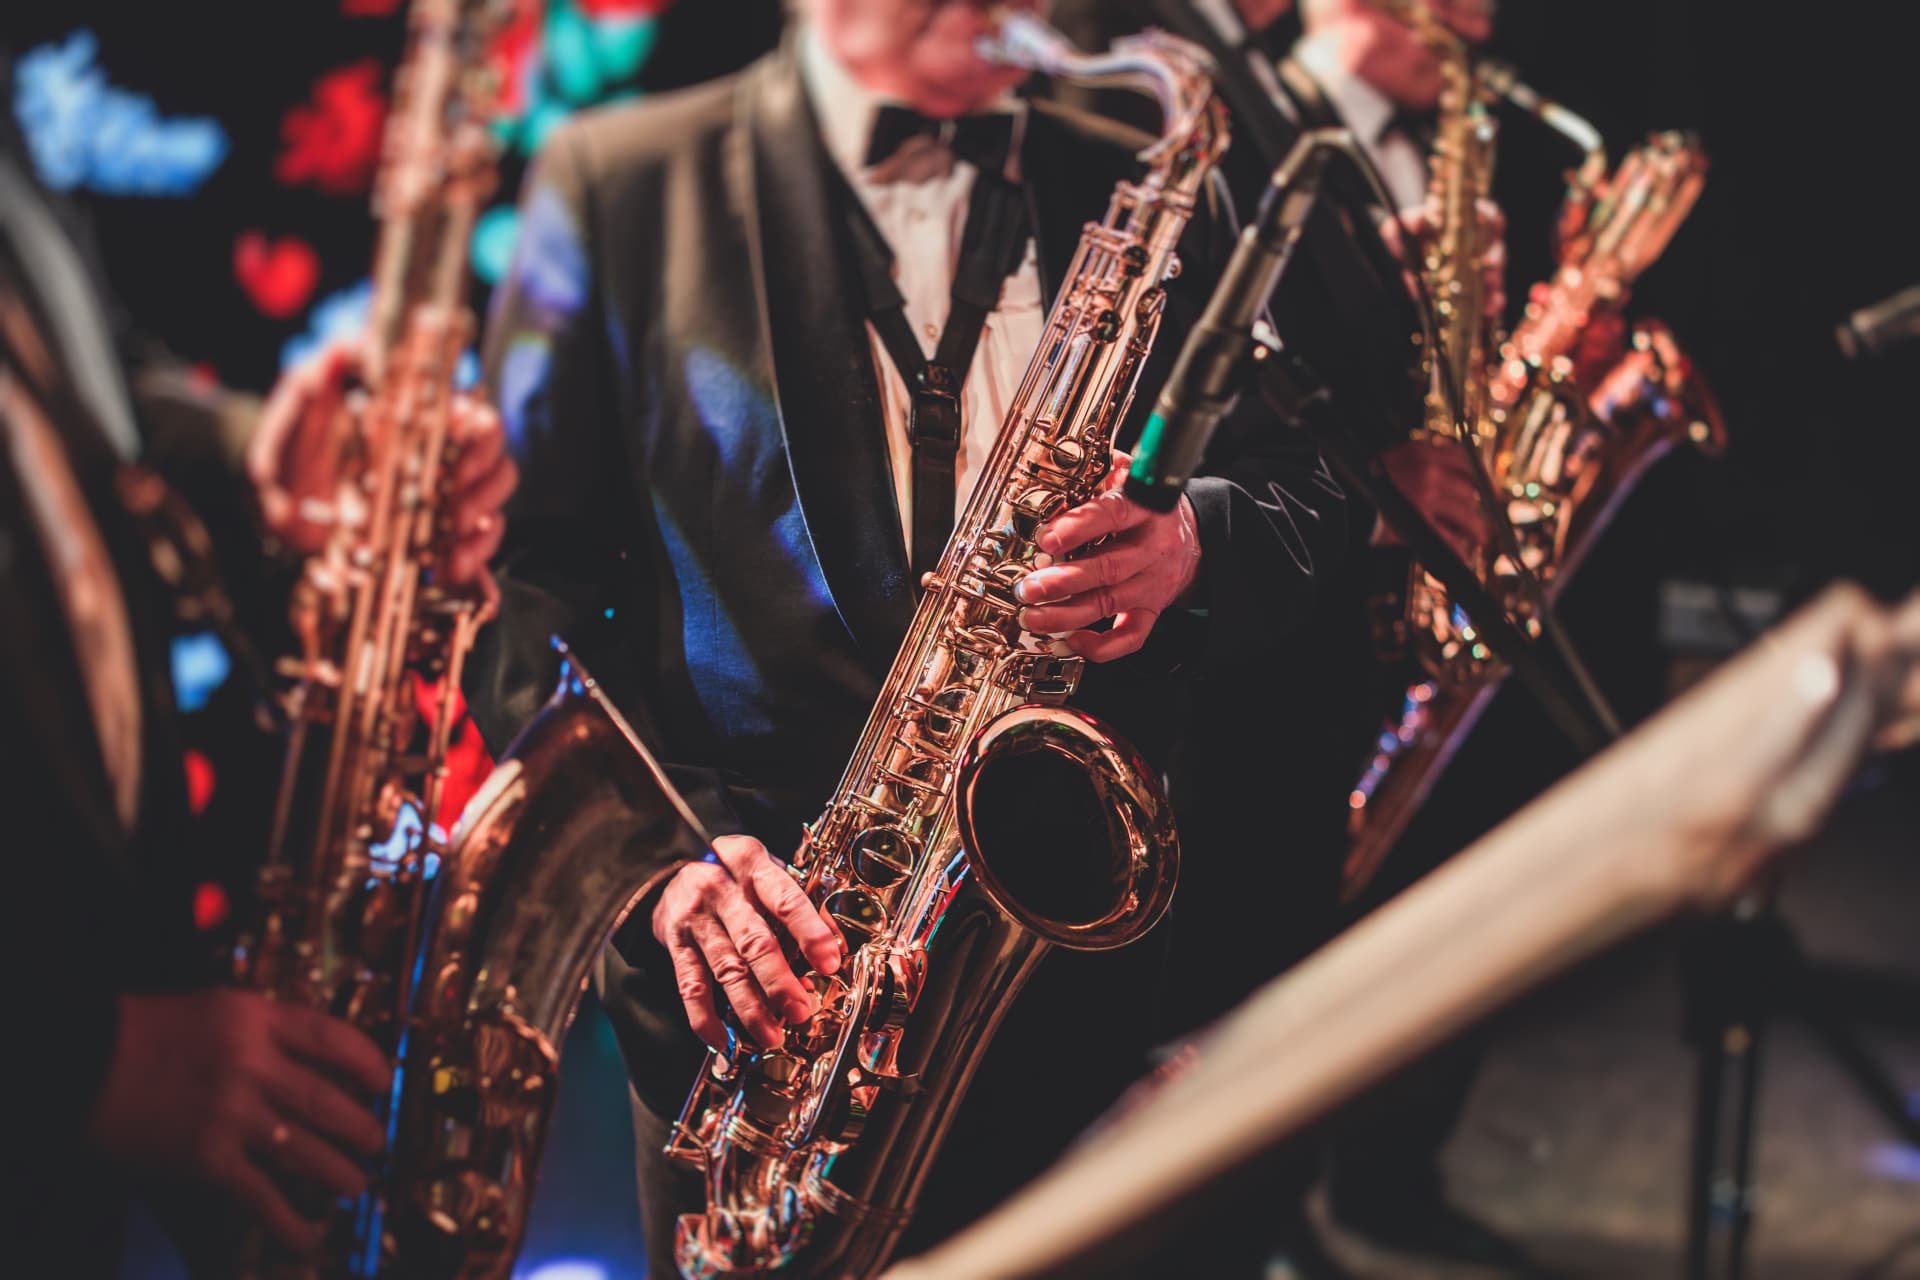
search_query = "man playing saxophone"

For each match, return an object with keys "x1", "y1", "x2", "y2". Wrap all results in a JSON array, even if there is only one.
[
  {"x1": 1247, "y1": 1, "x2": 1712, "y2": 1270},
  {"x1": 0, "y1": 93, "x2": 518, "y2": 1272},
  {"x1": 467, "y1": 0, "x2": 1360, "y2": 1272},
  {"x1": 1042, "y1": 2, "x2": 1514, "y2": 1272}
]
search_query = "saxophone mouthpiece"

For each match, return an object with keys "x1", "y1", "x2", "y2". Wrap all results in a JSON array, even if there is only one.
[{"x1": 974, "y1": 8, "x2": 1072, "y2": 74}]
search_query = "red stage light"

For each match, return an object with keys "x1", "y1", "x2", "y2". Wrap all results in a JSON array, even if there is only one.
[
  {"x1": 276, "y1": 61, "x2": 388, "y2": 197},
  {"x1": 233, "y1": 231, "x2": 321, "y2": 318},
  {"x1": 183, "y1": 748, "x2": 217, "y2": 816},
  {"x1": 192, "y1": 880, "x2": 230, "y2": 932}
]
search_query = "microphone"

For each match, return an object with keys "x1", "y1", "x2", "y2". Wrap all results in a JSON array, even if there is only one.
[
  {"x1": 1125, "y1": 130, "x2": 1343, "y2": 510},
  {"x1": 1835, "y1": 283, "x2": 1920, "y2": 361}
]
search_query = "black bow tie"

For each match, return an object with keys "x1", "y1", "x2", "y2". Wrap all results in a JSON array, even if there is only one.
[
  {"x1": 1381, "y1": 106, "x2": 1437, "y2": 147},
  {"x1": 864, "y1": 105, "x2": 1015, "y2": 176}
]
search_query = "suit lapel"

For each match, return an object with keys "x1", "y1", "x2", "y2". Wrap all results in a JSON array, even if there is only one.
[{"x1": 731, "y1": 51, "x2": 915, "y2": 675}]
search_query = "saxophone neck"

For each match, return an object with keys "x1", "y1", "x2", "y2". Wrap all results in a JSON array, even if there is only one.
[
  {"x1": 975, "y1": 11, "x2": 1228, "y2": 182},
  {"x1": 1476, "y1": 59, "x2": 1609, "y2": 216},
  {"x1": 365, "y1": 0, "x2": 520, "y2": 382}
]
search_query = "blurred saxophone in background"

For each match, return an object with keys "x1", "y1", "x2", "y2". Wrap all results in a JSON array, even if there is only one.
[
  {"x1": 237, "y1": 2, "x2": 522, "y2": 1273},
  {"x1": 222, "y1": 2, "x2": 715, "y2": 1276},
  {"x1": 1345, "y1": 0, "x2": 1724, "y2": 897}
]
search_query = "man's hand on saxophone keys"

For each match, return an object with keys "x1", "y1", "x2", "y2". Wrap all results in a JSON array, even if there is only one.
[
  {"x1": 87, "y1": 989, "x2": 392, "y2": 1250},
  {"x1": 653, "y1": 835, "x2": 845, "y2": 1053},
  {"x1": 1377, "y1": 197, "x2": 1508, "y2": 319},
  {"x1": 246, "y1": 338, "x2": 518, "y2": 585},
  {"x1": 1014, "y1": 450, "x2": 1203, "y2": 662}
]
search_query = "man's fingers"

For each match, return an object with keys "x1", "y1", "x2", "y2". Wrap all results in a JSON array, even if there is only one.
[
  {"x1": 269, "y1": 1003, "x2": 392, "y2": 1098},
  {"x1": 1019, "y1": 570, "x2": 1167, "y2": 635},
  {"x1": 710, "y1": 834, "x2": 770, "y2": 872},
  {"x1": 711, "y1": 884, "x2": 816, "y2": 1024},
  {"x1": 746, "y1": 859, "x2": 842, "y2": 977},
  {"x1": 447, "y1": 514, "x2": 506, "y2": 585},
  {"x1": 1016, "y1": 537, "x2": 1158, "y2": 606},
  {"x1": 212, "y1": 1147, "x2": 323, "y2": 1253},
  {"x1": 254, "y1": 1112, "x2": 371, "y2": 1201},
  {"x1": 256, "y1": 338, "x2": 358, "y2": 462},
  {"x1": 450, "y1": 454, "x2": 518, "y2": 524},
  {"x1": 448, "y1": 400, "x2": 506, "y2": 488},
  {"x1": 1064, "y1": 610, "x2": 1157, "y2": 662},
  {"x1": 664, "y1": 934, "x2": 728, "y2": 1052},
  {"x1": 1035, "y1": 489, "x2": 1148, "y2": 556},
  {"x1": 268, "y1": 1003, "x2": 392, "y2": 1099},
  {"x1": 1476, "y1": 197, "x2": 1506, "y2": 238},
  {"x1": 249, "y1": 338, "x2": 363, "y2": 549},
  {"x1": 688, "y1": 914, "x2": 786, "y2": 1050},
  {"x1": 261, "y1": 1059, "x2": 387, "y2": 1157}
]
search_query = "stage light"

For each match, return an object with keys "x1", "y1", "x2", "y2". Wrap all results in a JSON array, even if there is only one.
[
  {"x1": 282, "y1": 278, "x2": 373, "y2": 372},
  {"x1": 170, "y1": 631, "x2": 233, "y2": 713},
  {"x1": 1868, "y1": 1142, "x2": 1920, "y2": 1184},
  {"x1": 473, "y1": 205, "x2": 522, "y2": 286},
  {"x1": 520, "y1": 1260, "x2": 613, "y2": 1280},
  {"x1": 13, "y1": 30, "x2": 228, "y2": 196}
]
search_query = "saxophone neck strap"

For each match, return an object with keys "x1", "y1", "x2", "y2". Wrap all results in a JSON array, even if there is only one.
[{"x1": 835, "y1": 170, "x2": 1031, "y2": 581}]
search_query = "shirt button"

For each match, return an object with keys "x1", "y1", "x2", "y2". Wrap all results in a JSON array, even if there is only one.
[
  {"x1": 907, "y1": 208, "x2": 926, "y2": 224},
  {"x1": 923, "y1": 322, "x2": 939, "y2": 341}
]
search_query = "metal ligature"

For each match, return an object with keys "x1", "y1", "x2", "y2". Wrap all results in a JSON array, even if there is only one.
[
  {"x1": 665, "y1": 15, "x2": 1225, "y2": 1277},
  {"x1": 1344, "y1": 5, "x2": 1722, "y2": 895}
]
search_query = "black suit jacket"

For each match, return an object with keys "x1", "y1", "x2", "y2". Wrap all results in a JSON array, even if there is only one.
[
  {"x1": 1144, "y1": 0, "x2": 1424, "y2": 441},
  {"x1": 470, "y1": 43, "x2": 1351, "y2": 1133},
  {"x1": 1065, "y1": 3, "x2": 1436, "y2": 1035},
  {"x1": 0, "y1": 171, "x2": 206, "y2": 1272}
]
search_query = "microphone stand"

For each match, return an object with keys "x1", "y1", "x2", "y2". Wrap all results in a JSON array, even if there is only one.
[
  {"x1": 1254, "y1": 348, "x2": 1615, "y2": 758},
  {"x1": 1162, "y1": 129, "x2": 1619, "y2": 757},
  {"x1": 1225, "y1": 140, "x2": 1920, "y2": 1280}
]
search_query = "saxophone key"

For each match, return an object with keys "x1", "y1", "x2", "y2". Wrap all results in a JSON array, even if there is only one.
[
  {"x1": 740, "y1": 1051, "x2": 808, "y2": 1126},
  {"x1": 849, "y1": 825, "x2": 919, "y2": 888},
  {"x1": 821, "y1": 888, "x2": 887, "y2": 951}
]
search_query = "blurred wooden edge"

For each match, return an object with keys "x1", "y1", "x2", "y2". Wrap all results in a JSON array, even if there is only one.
[{"x1": 885, "y1": 583, "x2": 1920, "y2": 1280}]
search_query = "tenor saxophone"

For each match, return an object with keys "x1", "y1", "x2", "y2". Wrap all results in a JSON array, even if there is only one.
[
  {"x1": 231, "y1": 3, "x2": 713, "y2": 1276},
  {"x1": 1343, "y1": 35, "x2": 1724, "y2": 895},
  {"x1": 664, "y1": 15, "x2": 1225, "y2": 1278},
  {"x1": 1362, "y1": 0, "x2": 1504, "y2": 684}
]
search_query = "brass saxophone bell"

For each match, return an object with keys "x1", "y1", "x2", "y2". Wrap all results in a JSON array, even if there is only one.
[{"x1": 956, "y1": 704, "x2": 1179, "y2": 951}]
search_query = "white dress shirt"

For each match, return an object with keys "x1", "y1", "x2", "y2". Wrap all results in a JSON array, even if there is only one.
[
  {"x1": 1292, "y1": 32, "x2": 1431, "y2": 212},
  {"x1": 797, "y1": 24, "x2": 1045, "y2": 550}
]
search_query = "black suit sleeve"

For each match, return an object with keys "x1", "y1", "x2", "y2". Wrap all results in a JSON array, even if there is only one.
[
  {"x1": 1169, "y1": 173, "x2": 1354, "y2": 668},
  {"x1": 0, "y1": 495, "x2": 121, "y2": 1178},
  {"x1": 470, "y1": 125, "x2": 745, "y2": 840}
]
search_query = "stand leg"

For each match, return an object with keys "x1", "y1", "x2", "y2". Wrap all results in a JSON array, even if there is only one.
[
  {"x1": 1684, "y1": 1020, "x2": 1724, "y2": 1280},
  {"x1": 1723, "y1": 1016, "x2": 1765, "y2": 1280},
  {"x1": 1792, "y1": 964, "x2": 1920, "y2": 1147},
  {"x1": 1684, "y1": 909, "x2": 1767, "y2": 1280}
]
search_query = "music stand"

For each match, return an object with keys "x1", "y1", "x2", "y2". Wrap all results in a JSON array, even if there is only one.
[{"x1": 1682, "y1": 803, "x2": 1920, "y2": 1278}]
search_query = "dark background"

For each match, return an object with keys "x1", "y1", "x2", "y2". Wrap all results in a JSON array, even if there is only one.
[
  {"x1": 8, "y1": 0, "x2": 1917, "y2": 602},
  {"x1": 5, "y1": 2, "x2": 1916, "y2": 1277}
]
